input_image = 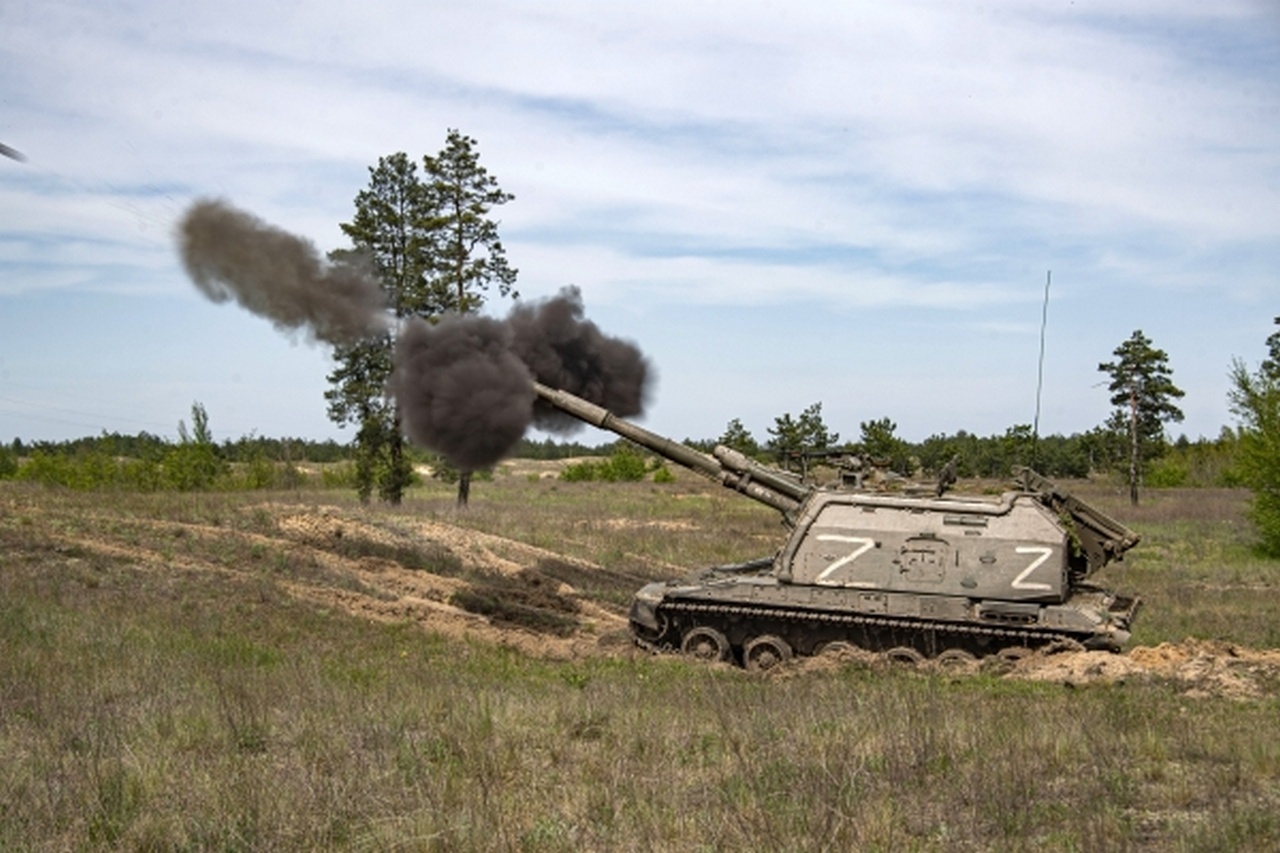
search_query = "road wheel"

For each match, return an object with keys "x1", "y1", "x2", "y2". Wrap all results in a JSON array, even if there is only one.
[
  {"x1": 1043, "y1": 638, "x2": 1085, "y2": 655},
  {"x1": 934, "y1": 648, "x2": 978, "y2": 670},
  {"x1": 629, "y1": 613, "x2": 668, "y2": 648},
  {"x1": 818, "y1": 640, "x2": 860, "y2": 658},
  {"x1": 996, "y1": 646, "x2": 1034, "y2": 664},
  {"x1": 743, "y1": 635, "x2": 793, "y2": 672},
  {"x1": 681, "y1": 626, "x2": 731, "y2": 663},
  {"x1": 884, "y1": 646, "x2": 926, "y2": 667}
]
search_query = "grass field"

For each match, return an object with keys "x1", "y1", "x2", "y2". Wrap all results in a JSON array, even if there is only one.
[{"x1": 2, "y1": 470, "x2": 1279, "y2": 850}]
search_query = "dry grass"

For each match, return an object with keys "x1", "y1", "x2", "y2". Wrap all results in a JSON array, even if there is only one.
[
  {"x1": 2, "y1": 475, "x2": 1279, "y2": 850},
  {"x1": 1071, "y1": 482, "x2": 1280, "y2": 649}
]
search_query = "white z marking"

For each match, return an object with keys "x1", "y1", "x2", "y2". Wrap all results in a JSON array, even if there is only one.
[
  {"x1": 1012, "y1": 546, "x2": 1054, "y2": 591},
  {"x1": 815, "y1": 535, "x2": 876, "y2": 585}
]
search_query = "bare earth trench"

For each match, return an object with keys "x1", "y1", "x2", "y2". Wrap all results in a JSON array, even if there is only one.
[{"x1": 30, "y1": 499, "x2": 1280, "y2": 701}]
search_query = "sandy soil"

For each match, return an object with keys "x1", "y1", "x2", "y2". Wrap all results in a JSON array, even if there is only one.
[
  {"x1": 34, "y1": 499, "x2": 1280, "y2": 699},
  {"x1": 1011, "y1": 639, "x2": 1280, "y2": 700},
  {"x1": 270, "y1": 505, "x2": 629, "y2": 660}
]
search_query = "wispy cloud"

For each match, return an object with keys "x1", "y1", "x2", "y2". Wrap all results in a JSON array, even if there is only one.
[{"x1": 0, "y1": 0, "x2": 1276, "y2": 441}]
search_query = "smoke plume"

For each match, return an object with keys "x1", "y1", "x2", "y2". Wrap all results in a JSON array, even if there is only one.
[
  {"x1": 391, "y1": 315, "x2": 535, "y2": 471},
  {"x1": 176, "y1": 199, "x2": 653, "y2": 471},
  {"x1": 508, "y1": 286, "x2": 649, "y2": 433},
  {"x1": 389, "y1": 289, "x2": 650, "y2": 469},
  {"x1": 178, "y1": 199, "x2": 389, "y2": 345}
]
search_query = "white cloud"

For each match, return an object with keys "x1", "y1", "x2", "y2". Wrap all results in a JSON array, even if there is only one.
[{"x1": 0, "y1": 0, "x2": 1276, "y2": 442}]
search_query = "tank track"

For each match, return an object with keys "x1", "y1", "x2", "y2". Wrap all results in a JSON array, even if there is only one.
[{"x1": 631, "y1": 599, "x2": 1081, "y2": 660}]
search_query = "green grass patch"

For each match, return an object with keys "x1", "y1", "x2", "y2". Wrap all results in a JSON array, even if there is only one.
[{"x1": 2, "y1": 478, "x2": 1279, "y2": 850}]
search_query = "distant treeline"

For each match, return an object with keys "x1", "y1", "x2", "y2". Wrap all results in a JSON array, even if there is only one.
[
  {"x1": 5, "y1": 433, "x2": 350, "y2": 464},
  {"x1": 1, "y1": 433, "x2": 610, "y2": 465},
  {"x1": 919, "y1": 428, "x2": 1240, "y2": 488},
  {"x1": 0, "y1": 429, "x2": 622, "y2": 493},
  {"x1": 688, "y1": 426, "x2": 1241, "y2": 488},
  {"x1": 0, "y1": 424, "x2": 1243, "y2": 491}
]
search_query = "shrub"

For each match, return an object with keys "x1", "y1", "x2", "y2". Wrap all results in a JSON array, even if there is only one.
[
  {"x1": 559, "y1": 446, "x2": 650, "y2": 483},
  {"x1": 0, "y1": 445, "x2": 17, "y2": 479},
  {"x1": 1229, "y1": 354, "x2": 1280, "y2": 555},
  {"x1": 241, "y1": 454, "x2": 277, "y2": 490},
  {"x1": 322, "y1": 462, "x2": 359, "y2": 489},
  {"x1": 559, "y1": 460, "x2": 601, "y2": 482},
  {"x1": 1145, "y1": 456, "x2": 1189, "y2": 488},
  {"x1": 163, "y1": 443, "x2": 226, "y2": 491},
  {"x1": 17, "y1": 449, "x2": 122, "y2": 489},
  {"x1": 15, "y1": 450, "x2": 74, "y2": 487},
  {"x1": 275, "y1": 463, "x2": 307, "y2": 489},
  {"x1": 119, "y1": 457, "x2": 164, "y2": 492},
  {"x1": 598, "y1": 445, "x2": 647, "y2": 482}
]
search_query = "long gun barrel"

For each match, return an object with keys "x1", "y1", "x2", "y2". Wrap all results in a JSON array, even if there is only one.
[{"x1": 532, "y1": 382, "x2": 811, "y2": 519}]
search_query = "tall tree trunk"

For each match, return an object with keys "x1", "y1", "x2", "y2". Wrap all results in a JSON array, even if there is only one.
[
  {"x1": 457, "y1": 470, "x2": 471, "y2": 507},
  {"x1": 388, "y1": 431, "x2": 404, "y2": 506},
  {"x1": 1128, "y1": 386, "x2": 1140, "y2": 506},
  {"x1": 354, "y1": 403, "x2": 376, "y2": 504}
]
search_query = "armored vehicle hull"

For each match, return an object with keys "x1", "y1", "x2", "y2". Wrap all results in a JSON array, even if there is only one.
[
  {"x1": 629, "y1": 483, "x2": 1140, "y2": 668},
  {"x1": 532, "y1": 383, "x2": 1140, "y2": 670},
  {"x1": 629, "y1": 565, "x2": 1139, "y2": 670}
]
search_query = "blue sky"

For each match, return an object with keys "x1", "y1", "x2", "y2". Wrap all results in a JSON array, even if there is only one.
[{"x1": 1, "y1": 0, "x2": 1278, "y2": 448}]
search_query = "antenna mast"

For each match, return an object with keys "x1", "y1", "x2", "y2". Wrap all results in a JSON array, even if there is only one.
[{"x1": 1032, "y1": 270, "x2": 1051, "y2": 460}]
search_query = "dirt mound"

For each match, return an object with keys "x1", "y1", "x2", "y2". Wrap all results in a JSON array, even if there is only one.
[
  {"x1": 781, "y1": 643, "x2": 886, "y2": 677},
  {"x1": 45, "y1": 501, "x2": 628, "y2": 662},
  {"x1": 779, "y1": 639, "x2": 1280, "y2": 699},
  {"x1": 1006, "y1": 639, "x2": 1280, "y2": 699},
  {"x1": 266, "y1": 505, "x2": 629, "y2": 659}
]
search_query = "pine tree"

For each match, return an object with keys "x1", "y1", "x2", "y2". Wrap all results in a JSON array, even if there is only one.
[
  {"x1": 420, "y1": 129, "x2": 518, "y2": 506},
  {"x1": 768, "y1": 403, "x2": 837, "y2": 474},
  {"x1": 325, "y1": 153, "x2": 432, "y2": 504},
  {"x1": 859, "y1": 417, "x2": 910, "y2": 475},
  {"x1": 718, "y1": 418, "x2": 759, "y2": 456},
  {"x1": 324, "y1": 136, "x2": 518, "y2": 506},
  {"x1": 767, "y1": 412, "x2": 803, "y2": 470},
  {"x1": 422, "y1": 129, "x2": 518, "y2": 313},
  {"x1": 1098, "y1": 330, "x2": 1185, "y2": 505}
]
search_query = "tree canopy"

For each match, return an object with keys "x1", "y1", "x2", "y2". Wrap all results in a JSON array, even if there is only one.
[
  {"x1": 325, "y1": 132, "x2": 517, "y2": 505},
  {"x1": 423, "y1": 129, "x2": 519, "y2": 313},
  {"x1": 1098, "y1": 330, "x2": 1185, "y2": 504},
  {"x1": 767, "y1": 403, "x2": 838, "y2": 470},
  {"x1": 717, "y1": 418, "x2": 759, "y2": 456},
  {"x1": 1229, "y1": 317, "x2": 1280, "y2": 554}
]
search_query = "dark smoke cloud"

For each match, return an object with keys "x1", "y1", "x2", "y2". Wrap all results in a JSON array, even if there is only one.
[
  {"x1": 178, "y1": 198, "x2": 389, "y2": 345},
  {"x1": 388, "y1": 289, "x2": 651, "y2": 468},
  {"x1": 176, "y1": 198, "x2": 651, "y2": 469},
  {"x1": 507, "y1": 286, "x2": 650, "y2": 433},
  {"x1": 391, "y1": 315, "x2": 536, "y2": 471}
]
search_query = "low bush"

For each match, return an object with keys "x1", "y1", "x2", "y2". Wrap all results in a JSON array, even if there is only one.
[{"x1": 559, "y1": 445, "x2": 649, "y2": 483}]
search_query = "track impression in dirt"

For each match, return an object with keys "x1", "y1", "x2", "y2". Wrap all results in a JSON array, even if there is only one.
[
  {"x1": 267, "y1": 505, "x2": 636, "y2": 660},
  {"x1": 31, "y1": 499, "x2": 1280, "y2": 700}
]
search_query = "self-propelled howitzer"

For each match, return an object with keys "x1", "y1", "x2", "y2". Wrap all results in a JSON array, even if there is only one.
[{"x1": 533, "y1": 382, "x2": 1142, "y2": 670}]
